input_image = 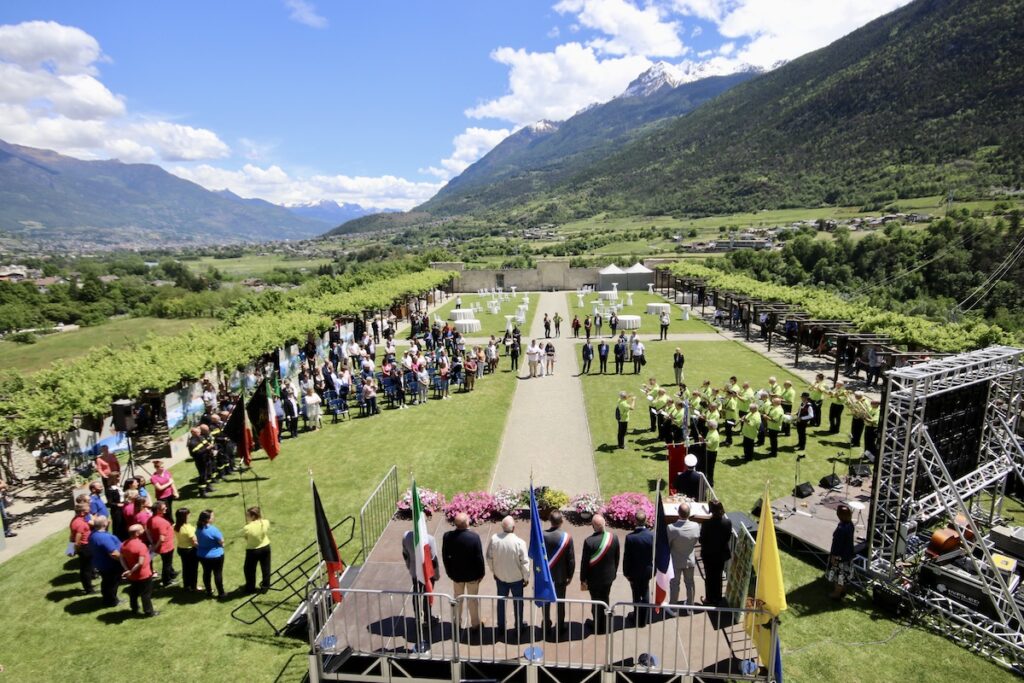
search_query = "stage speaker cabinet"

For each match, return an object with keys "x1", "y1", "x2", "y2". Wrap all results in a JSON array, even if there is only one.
[
  {"x1": 849, "y1": 463, "x2": 872, "y2": 477},
  {"x1": 751, "y1": 497, "x2": 763, "y2": 517},
  {"x1": 111, "y1": 399, "x2": 136, "y2": 433},
  {"x1": 794, "y1": 482, "x2": 814, "y2": 498},
  {"x1": 820, "y1": 473, "x2": 842, "y2": 489}
]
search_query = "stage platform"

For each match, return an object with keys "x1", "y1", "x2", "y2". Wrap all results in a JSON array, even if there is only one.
[
  {"x1": 771, "y1": 478, "x2": 871, "y2": 559},
  {"x1": 310, "y1": 514, "x2": 768, "y2": 682}
]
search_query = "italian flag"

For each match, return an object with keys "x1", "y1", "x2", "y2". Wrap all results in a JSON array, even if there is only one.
[{"x1": 411, "y1": 478, "x2": 435, "y2": 604}]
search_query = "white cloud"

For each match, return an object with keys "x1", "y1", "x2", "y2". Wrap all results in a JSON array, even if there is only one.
[
  {"x1": 467, "y1": 42, "x2": 650, "y2": 125},
  {"x1": 284, "y1": 0, "x2": 329, "y2": 29},
  {"x1": 555, "y1": 0, "x2": 685, "y2": 57},
  {"x1": 0, "y1": 20, "x2": 229, "y2": 164},
  {"x1": 690, "y1": 25, "x2": 703, "y2": 38},
  {"x1": 718, "y1": 41, "x2": 735, "y2": 56},
  {"x1": 173, "y1": 163, "x2": 443, "y2": 211},
  {"x1": 421, "y1": 127, "x2": 512, "y2": 180}
]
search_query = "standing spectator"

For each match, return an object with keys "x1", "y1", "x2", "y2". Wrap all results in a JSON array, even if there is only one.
[
  {"x1": 149, "y1": 460, "x2": 177, "y2": 519},
  {"x1": 464, "y1": 354, "x2": 477, "y2": 391},
  {"x1": 632, "y1": 339, "x2": 646, "y2": 374},
  {"x1": 594, "y1": 312, "x2": 603, "y2": 338},
  {"x1": 304, "y1": 387, "x2": 323, "y2": 429},
  {"x1": 826, "y1": 504, "x2": 855, "y2": 600},
  {"x1": 402, "y1": 521, "x2": 441, "y2": 646},
  {"x1": 282, "y1": 385, "x2": 301, "y2": 438},
  {"x1": 581, "y1": 340, "x2": 593, "y2": 374},
  {"x1": 614, "y1": 337, "x2": 626, "y2": 374},
  {"x1": 455, "y1": 295, "x2": 462, "y2": 309},
  {"x1": 580, "y1": 514, "x2": 619, "y2": 634},
  {"x1": 416, "y1": 365, "x2": 430, "y2": 405},
  {"x1": 672, "y1": 347, "x2": 685, "y2": 386},
  {"x1": 196, "y1": 509, "x2": 226, "y2": 598},
  {"x1": 543, "y1": 313, "x2": 551, "y2": 338},
  {"x1": 0, "y1": 477, "x2": 15, "y2": 537},
  {"x1": 597, "y1": 339, "x2": 609, "y2": 374},
  {"x1": 363, "y1": 377, "x2": 381, "y2": 413},
  {"x1": 527, "y1": 340, "x2": 541, "y2": 378},
  {"x1": 545, "y1": 341, "x2": 556, "y2": 376},
  {"x1": 509, "y1": 338, "x2": 520, "y2": 373},
  {"x1": 542, "y1": 511, "x2": 575, "y2": 638},
  {"x1": 623, "y1": 510, "x2": 654, "y2": 627},
  {"x1": 609, "y1": 312, "x2": 618, "y2": 338},
  {"x1": 94, "y1": 445, "x2": 121, "y2": 493},
  {"x1": 616, "y1": 391, "x2": 635, "y2": 450},
  {"x1": 147, "y1": 501, "x2": 178, "y2": 587},
  {"x1": 699, "y1": 500, "x2": 731, "y2": 606},
  {"x1": 242, "y1": 506, "x2": 272, "y2": 594},
  {"x1": 552, "y1": 312, "x2": 562, "y2": 337},
  {"x1": 584, "y1": 315, "x2": 592, "y2": 341},
  {"x1": 88, "y1": 480, "x2": 109, "y2": 519},
  {"x1": 659, "y1": 311, "x2": 670, "y2": 340},
  {"x1": 88, "y1": 515, "x2": 122, "y2": 607},
  {"x1": 571, "y1": 315, "x2": 581, "y2": 338},
  {"x1": 69, "y1": 503, "x2": 94, "y2": 594},
  {"x1": 120, "y1": 524, "x2": 158, "y2": 617},
  {"x1": 667, "y1": 503, "x2": 700, "y2": 609},
  {"x1": 442, "y1": 512, "x2": 485, "y2": 637},
  {"x1": 175, "y1": 507, "x2": 199, "y2": 593},
  {"x1": 486, "y1": 516, "x2": 530, "y2": 640}
]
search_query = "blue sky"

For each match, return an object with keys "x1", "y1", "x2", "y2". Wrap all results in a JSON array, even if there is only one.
[{"x1": 0, "y1": 0, "x2": 909, "y2": 209}]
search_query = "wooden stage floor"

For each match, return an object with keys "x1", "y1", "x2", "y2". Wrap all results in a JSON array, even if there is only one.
[{"x1": 319, "y1": 515, "x2": 759, "y2": 676}]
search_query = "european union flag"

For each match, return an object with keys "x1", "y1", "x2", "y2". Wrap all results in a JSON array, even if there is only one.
[{"x1": 528, "y1": 483, "x2": 557, "y2": 605}]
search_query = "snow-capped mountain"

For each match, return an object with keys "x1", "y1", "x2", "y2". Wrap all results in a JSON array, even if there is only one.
[
  {"x1": 618, "y1": 60, "x2": 766, "y2": 99},
  {"x1": 285, "y1": 199, "x2": 395, "y2": 225}
]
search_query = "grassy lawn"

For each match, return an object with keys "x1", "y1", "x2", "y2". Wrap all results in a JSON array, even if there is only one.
[
  {"x1": 433, "y1": 293, "x2": 539, "y2": 337},
  {"x1": 576, "y1": 339, "x2": 1018, "y2": 683},
  {"x1": 566, "y1": 290, "x2": 714, "y2": 335},
  {"x1": 187, "y1": 254, "x2": 332, "y2": 278},
  {"x1": 0, "y1": 317, "x2": 219, "y2": 375},
  {"x1": 0, "y1": 365, "x2": 517, "y2": 681}
]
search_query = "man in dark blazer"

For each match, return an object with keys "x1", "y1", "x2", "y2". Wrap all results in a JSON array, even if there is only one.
[
  {"x1": 597, "y1": 340, "x2": 610, "y2": 374},
  {"x1": 580, "y1": 514, "x2": 620, "y2": 635},
  {"x1": 543, "y1": 511, "x2": 575, "y2": 638},
  {"x1": 698, "y1": 499, "x2": 732, "y2": 606},
  {"x1": 442, "y1": 513, "x2": 485, "y2": 634},
  {"x1": 622, "y1": 510, "x2": 655, "y2": 627},
  {"x1": 581, "y1": 340, "x2": 594, "y2": 374}
]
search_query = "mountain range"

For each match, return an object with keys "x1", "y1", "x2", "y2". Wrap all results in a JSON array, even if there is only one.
[{"x1": 351, "y1": 0, "x2": 1024, "y2": 230}]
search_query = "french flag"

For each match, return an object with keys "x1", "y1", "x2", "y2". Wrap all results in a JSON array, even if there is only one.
[{"x1": 654, "y1": 489, "x2": 674, "y2": 609}]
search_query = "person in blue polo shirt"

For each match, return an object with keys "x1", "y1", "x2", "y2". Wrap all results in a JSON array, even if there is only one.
[
  {"x1": 88, "y1": 481, "x2": 109, "y2": 518},
  {"x1": 88, "y1": 515, "x2": 123, "y2": 607}
]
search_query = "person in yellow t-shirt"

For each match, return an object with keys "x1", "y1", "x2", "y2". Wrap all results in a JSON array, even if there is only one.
[
  {"x1": 741, "y1": 405, "x2": 761, "y2": 461},
  {"x1": 616, "y1": 391, "x2": 636, "y2": 449},
  {"x1": 174, "y1": 507, "x2": 199, "y2": 592},
  {"x1": 242, "y1": 506, "x2": 272, "y2": 594}
]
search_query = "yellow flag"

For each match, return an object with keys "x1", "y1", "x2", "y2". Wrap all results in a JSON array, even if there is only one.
[{"x1": 748, "y1": 481, "x2": 786, "y2": 667}]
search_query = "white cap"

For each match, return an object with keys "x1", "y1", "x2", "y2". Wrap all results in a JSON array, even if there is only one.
[{"x1": 684, "y1": 454, "x2": 698, "y2": 467}]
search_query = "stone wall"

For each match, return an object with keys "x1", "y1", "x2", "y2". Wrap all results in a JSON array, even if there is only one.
[{"x1": 431, "y1": 260, "x2": 600, "y2": 292}]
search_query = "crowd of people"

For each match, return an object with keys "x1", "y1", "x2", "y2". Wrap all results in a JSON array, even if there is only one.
[
  {"x1": 402, "y1": 502, "x2": 734, "y2": 645},
  {"x1": 615, "y1": 367, "x2": 881, "y2": 487}
]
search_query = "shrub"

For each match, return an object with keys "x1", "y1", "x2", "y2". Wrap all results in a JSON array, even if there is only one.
[
  {"x1": 6, "y1": 331, "x2": 37, "y2": 344},
  {"x1": 538, "y1": 487, "x2": 569, "y2": 510},
  {"x1": 443, "y1": 491, "x2": 496, "y2": 526},
  {"x1": 602, "y1": 493, "x2": 655, "y2": 528}
]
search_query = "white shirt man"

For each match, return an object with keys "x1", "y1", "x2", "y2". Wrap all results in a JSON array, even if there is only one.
[
  {"x1": 486, "y1": 516, "x2": 530, "y2": 633},
  {"x1": 527, "y1": 341, "x2": 541, "y2": 378},
  {"x1": 666, "y1": 502, "x2": 700, "y2": 607}
]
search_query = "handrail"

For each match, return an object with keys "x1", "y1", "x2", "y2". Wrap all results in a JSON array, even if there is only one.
[{"x1": 359, "y1": 465, "x2": 399, "y2": 559}]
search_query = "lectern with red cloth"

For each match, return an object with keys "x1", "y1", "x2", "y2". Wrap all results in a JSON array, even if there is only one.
[{"x1": 667, "y1": 442, "x2": 688, "y2": 494}]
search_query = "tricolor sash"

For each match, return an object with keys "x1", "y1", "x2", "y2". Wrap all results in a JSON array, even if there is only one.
[
  {"x1": 588, "y1": 531, "x2": 613, "y2": 567},
  {"x1": 548, "y1": 531, "x2": 571, "y2": 570}
]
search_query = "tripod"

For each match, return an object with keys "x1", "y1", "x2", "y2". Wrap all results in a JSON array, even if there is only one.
[
  {"x1": 119, "y1": 433, "x2": 151, "y2": 484},
  {"x1": 780, "y1": 457, "x2": 803, "y2": 519}
]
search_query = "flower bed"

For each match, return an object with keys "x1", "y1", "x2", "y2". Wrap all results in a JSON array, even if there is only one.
[
  {"x1": 443, "y1": 491, "x2": 496, "y2": 526},
  {"x1": 601, "y1": 492, "x2": 655, "y2": 528}
]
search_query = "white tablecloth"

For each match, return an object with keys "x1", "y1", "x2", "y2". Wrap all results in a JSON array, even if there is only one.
[
  {"x1": 450, "y1": 309, "x2": 475, "y2": 321},
  {"x1": 618, "y1": 314, "x2": 641, "y2": 330},
  {"x1": 454, "y1": 319, "x2": 482, "y2": 333},
  {"x1": 599, "y1": 290, "x2": 619, "y2": 300},
  {"x1": 646, "y1": 303, "x2": 670, "y2": 315}
]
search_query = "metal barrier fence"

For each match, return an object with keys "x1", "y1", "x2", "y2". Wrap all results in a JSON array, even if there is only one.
[
  {"x1": 359, "y1": 465, "x2": 398, "y2": 558},
  {"x1": 306, "y1": 585, "x2": 775, "y2": 681}
]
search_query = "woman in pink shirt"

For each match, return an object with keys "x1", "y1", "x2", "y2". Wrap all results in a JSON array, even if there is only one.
[{"x1": 149, "y1": 460, "x2": 177, "y2": 518}]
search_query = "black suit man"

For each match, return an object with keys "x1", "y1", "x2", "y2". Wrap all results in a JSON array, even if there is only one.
[
  {"x1": 442, "y1": 513, "x2": 486, "y2": 632},
  {"x1": 613, "y1": 340, "x2": 626, "y2": 374},
  {"x1": 622, "y1": 511, "x2": 654, "y2": 627},
  {"x1": 699, "y1": 500, "x2": 732, "y2": 606},
  {"x1": 598, "y1": 341, "x2": 609, "y2": 373},
  {"x1": 580, "y1": 514, "x2": 620, "y2": 635},
  {"x1": 542, "y1": 511, "x2": 575, "y2": 637},
  {"x1": 581, "y1": 341, "x2": 594, "y2": 374}
]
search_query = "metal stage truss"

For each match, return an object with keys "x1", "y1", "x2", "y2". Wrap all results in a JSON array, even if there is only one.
[{"x1": 865, "y1": 345, "x2": 1024, "y2": 670}]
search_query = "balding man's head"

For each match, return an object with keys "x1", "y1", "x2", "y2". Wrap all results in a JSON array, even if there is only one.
[
  {"x1": 592, "y1": 514, "x2": 606, "y2": 532},
  {"x1": 678, "y1": 502, "x2": 690, "y2": 520},
  {"x1": 501, "y1": 515, "x2": 515, "y2": 533},
  {"x1": 128, "y1": 524, "x2": 145, "y2": 537},
  {"x1": 454, "y1": 512, "x2": 470, "y2": 529},
  {"x1": 634, "y1": 510, "x2": 648, "y2": 527}
]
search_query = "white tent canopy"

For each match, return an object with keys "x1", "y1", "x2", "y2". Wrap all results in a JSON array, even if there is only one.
[
  {"x1": 624, "y1": 262, "x2": 653, "y2": 273},
  {"x1": 624, "y1": 262, "x2": 654, "y2": 290},
  {"x1": 598, "y1": 264, "x2": 626, "y2": 274}
]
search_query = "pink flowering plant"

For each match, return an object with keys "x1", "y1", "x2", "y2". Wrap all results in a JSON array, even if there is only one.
[
  {"x1": 569, "y1": 492, "x2": 603, "y2": 516},
  {"x1": 443, "y1": 491, "x2": 497, "y2": 526},
  {"x1": 492, "y1": 487, "x2": 524, "y2": 516},
  {"x1": 602, "y1": 492, "x2": 655, "y2": 528},
  {"x1": 396, "y1": 487, "x2": 447, "y2": 516}
]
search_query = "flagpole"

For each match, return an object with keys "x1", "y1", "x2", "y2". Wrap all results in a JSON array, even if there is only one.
[
  {"x1": 238, "y1": 464, "x2": 248, "y2": 525},
  {"x1": 650, "y1": 479, "x2": 661, "y2": 613}
]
